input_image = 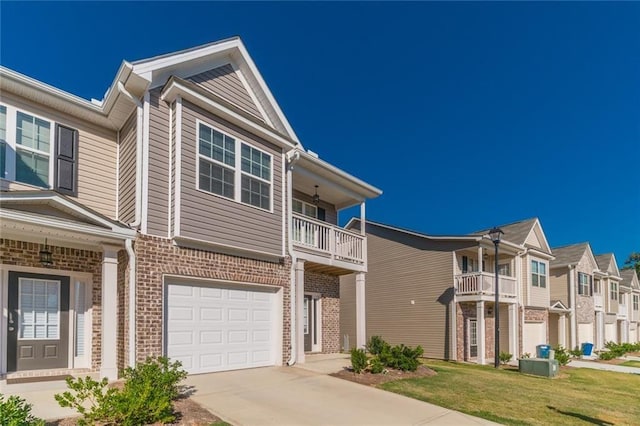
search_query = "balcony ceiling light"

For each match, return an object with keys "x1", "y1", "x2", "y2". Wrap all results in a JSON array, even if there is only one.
[{"x1": 312, "y1": 185, "x2": 320, "y2": 205}]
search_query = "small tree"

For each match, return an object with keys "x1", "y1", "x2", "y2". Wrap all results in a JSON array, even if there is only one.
[{"x1": 622, "y1": 252, "x2": 640, "y2": 278}]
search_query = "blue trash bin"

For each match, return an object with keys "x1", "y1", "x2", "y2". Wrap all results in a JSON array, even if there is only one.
[
  {"x1": 582, "y1": 342, "x2": 594, "y2": 356},
  {"x1": 536, "y1": 344, "x2": 551, "y2": 359}
]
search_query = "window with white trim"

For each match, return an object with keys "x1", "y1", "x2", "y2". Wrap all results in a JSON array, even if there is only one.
[
  {"x1": 610, "y1": 282, "x2": 618, "y2": 302},
  {"x1": 292, "y1": 199, "x2": 318, "y2": 219},
  {"x1": 19, "y1": 278, "x2": 60, "y2": 340},
  {"x1": 578, "y1": 272, "x2": 592, "y2": 296},
  {"x1": 0, "y1": 105, "x2": 6, "y2": 179},
  {"x1": 16, "y1": 111, "x2": 51, "y2": 187},
  {"x1": 633, "y1": 294, "x2": 639, "y2": 311},
  {"x1": 531, "y1": 260, "x2": 547, "y2": 288},
  {"x1": 197, "y1": 122, "x2": 272, "y2": 210}
]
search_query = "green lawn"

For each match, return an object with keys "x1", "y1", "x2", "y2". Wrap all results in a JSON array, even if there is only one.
[
  {"x1": 619, "y1": 360, "x2": 640, "y2": 368},
  {"x1": 380, "y1": 360, "x2": 640, "y2": 425}
]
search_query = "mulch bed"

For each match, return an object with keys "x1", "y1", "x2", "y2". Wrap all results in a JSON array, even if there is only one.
[
  {"x1": 46, "y1": 396, "x2": 223, "y2": 426},
  {"x1": 330, "y1": 365, "x2": 436, "y2": 386}
]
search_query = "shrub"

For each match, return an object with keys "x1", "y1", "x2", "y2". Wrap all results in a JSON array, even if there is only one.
[
  {"x1": 553, "y1": 345, "x2": 570, "y2": 366},
  {"x1": 598, "y1": 350, "x2": 618, "y2": 360},
  {"x1": 569, "y1": 346, "x2": 583, "y2": 358},
  {"x1": 55, "y1": 357, "x2": 187, "y2": 425},
  {"x1": 520, "y1": 352, "x2": 531, "y2": 359},
  {"x1": 350, "y1": 348, "x2": 368, "y2": 373},
  {"x1": 366, "y1": 335, "x2": 390, "y2": 356},
  {"x1": 379, "y1": 344, "x2": 424, "y2": 372},
  {"x1": 499, "y1": 352, "x2": 513, "y2": 365},
  {"x1": 369, "y1": 357, "x2": 386, "y2": 374},
  {"x1": 0, "y1": 394, "x2": 44, "y2": 426}
]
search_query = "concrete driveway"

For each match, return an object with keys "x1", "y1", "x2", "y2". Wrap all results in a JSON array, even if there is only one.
[{"x1": 186, "y1": 365, "x2": 497, "y2": 426}]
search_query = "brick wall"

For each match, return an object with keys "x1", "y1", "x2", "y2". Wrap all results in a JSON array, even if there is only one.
[
  {"x1": 134, "y1": 235, "x2": 292, "y2": 363},
  {"x1": 576, "y1": 295, "x2": 595, "y2": 323},
  {"x1": 456, "y1": 302, "x2": 496, "y2": 361},
  {"x1": 304, "y1": 271, "x2": 340, "y2": 354},
  {"x1": 117, "y1": 249, "x2": 129, "y2": 372},
  {"x1": 0, "y1": 239, "x2": 104, "y2": 370}
]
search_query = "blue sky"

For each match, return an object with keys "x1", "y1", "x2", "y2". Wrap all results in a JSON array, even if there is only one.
[{"x1": 2, "y1": 2, "x2": 638, "y2": 267}]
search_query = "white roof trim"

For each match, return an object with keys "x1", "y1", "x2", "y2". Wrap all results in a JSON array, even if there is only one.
[
  {"x1": 132, "y1": 37, "x2": 300, "y2": 144},
  {"x1": 161, "y1": 78, "x2": 296, "y2": 150},
  {"x1": 524, "y1": 219, "x2": 552, "y2": 254}
]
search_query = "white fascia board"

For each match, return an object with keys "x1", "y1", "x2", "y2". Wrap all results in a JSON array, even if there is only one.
[
  {"x1": 525, "y1": 247, "x2": 555, "y2": 260},
  {"x1": 1, "y1": 192, "x2": 133, "y2": 235},
  {"x1": 295, "y1": 149, "x2": 382, "y2": 199},
  {"x1": 160, "y1": 80, "x2": 297, "y2": 150},
  {"x1": 0, "y1": 209, "x2": 136, "y2": 240}
]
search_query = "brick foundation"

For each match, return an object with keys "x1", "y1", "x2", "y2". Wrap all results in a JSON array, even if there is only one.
[
  {"x1": 456, "y1": 301, "x2": 496, "y2": 361},
  {"x1": 134, "y1": 235, "x2": 292, "y2": 364},
  {"x1": 304, "y1": 271, "x2": 340, "y2": 354},
  {"x1": 0, "y1": 239, "x2": 105, "y2": 370}
]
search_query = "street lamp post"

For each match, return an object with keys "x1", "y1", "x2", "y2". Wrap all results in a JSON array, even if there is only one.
[{"x1": 489, "y1": 227, "x2": 504, "y2": 368}]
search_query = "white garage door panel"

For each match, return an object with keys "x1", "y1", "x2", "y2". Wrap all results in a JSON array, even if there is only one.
[
  {"x1": 166, "y1": 282, "x2": 278, "y2": 374},
  {"x1": 523, "y1": 322, "x2": 546, "y2": 356},
  {"x1": 604, "y1": 323, "x2": 617, "y2": 344},
  {"x1": 578, "y1": 323, "x2": 594, "y2": 345}
]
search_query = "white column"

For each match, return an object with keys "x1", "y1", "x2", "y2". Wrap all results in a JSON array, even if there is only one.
[
  {"x1": 100, "y1": 245, "x2": 120, "y2": 380},
  {"x1": 509, "y1": 304, "x2": 517, "y2": 356},
  {"x1": 355, "y1": 272, "x2": 366, "y2": 348},
  {"x1": 450, "y1": 301, "x2": 457, "y2": 361},
  {"x1": 295, "y1": 259, "x2": 305, "y2": 363},
  {"x1": 477, "y1": 301, "x2": 485, "y2": 365},
  {"x1": 559, "y1": 314, "x2": 567, "y2": 348},
  {"x1": 359, "y1": 201, "x2": 366, "y2": 236},
  {"x1": 569, "y1": 266, "x2": 577, "y2": 350},
  {"x1": 477, "y1": 246, "x2": 483, "y2": 272}
]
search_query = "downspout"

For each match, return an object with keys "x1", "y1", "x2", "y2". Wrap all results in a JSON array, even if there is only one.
[
  {"x1": 568, "y1": 264, "x2": 577, "y2": 350},
  {"x1": 125, "y1": 239, "x2": 136, "y2": 367},
  {"x1": 117, "y1": 81, "x2": 143, "y2": 228},
  {"x1": 286, "y1": 150, "x2": 300, "y2": 366}
]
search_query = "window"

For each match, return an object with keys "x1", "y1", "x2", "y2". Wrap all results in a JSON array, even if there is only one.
[
  {"x1": 198, "y1": 122, "x2": 272, "y2": 210},
  {"x1": 0, "y1": 104, "x2": 77, "y2": 191},
  {"x1": 531, "y1": 260, "x2": 547, "y2": 288},
  {"x1": 19, "y1": 279, "x2": 60, "y2": 340},
  {"x1": 293, "y1": 199, "x2": 318, "y2": 219},
  {"x1": 633, "y1": 295, "x2": 639, "y2": 311},
  {"x1": 469, "y1": 319, "x2": 478, "y2": 358},
  {"x1": 610, "y1": 282, "x2": 618, "y2": 302},
  {"x1": 594, "y1": 279, "x2": 601, "y2": 294},
  {"x1": 497, "y1": 263, "x2": 511, "y2": 276},
  {"x1": 578, "y1": 272, "x2": 592, "y2": 296}
]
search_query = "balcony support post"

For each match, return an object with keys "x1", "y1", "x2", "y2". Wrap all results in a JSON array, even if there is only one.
[
  {"x1": 477, "y1": 301, "x2": 485, "y2": 365},
  {"x1": 477, "y1": 246, "x2": 483, "y2": 273},
  {"x1": 559, "y1": 313, "x2": 567, "y2": 348},
  {"x1": 509, "y1": 303, "x2": 517, "y2": 356},
  {"x1": 356, "y1": 272, "x2": 366, "y2": 349},
  {"x1": 295, "y1": 259, "x2": 306, "y2": 364}
]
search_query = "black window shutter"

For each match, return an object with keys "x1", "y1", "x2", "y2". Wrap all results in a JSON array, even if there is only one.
[
  {"x1": 462, "y1": 256, "x2": 468, "y2": 273},
  {"x1": 589, "y1": 275, "x2": 593, "y2": 296},
  {"x1": 317, "y1": 207, "x2": 326, "y2": 222},
  {"x1": 54, "y1": 124, "x2": 79, "y2": 196}
]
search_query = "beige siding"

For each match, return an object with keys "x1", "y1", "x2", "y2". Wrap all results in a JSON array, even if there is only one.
[
  {"x1": 188, "y1": 65, "x2": 262, "y2": 120},
  {"x1": 0, "y1": 91, "x2": 117, "y2": 218},
  {"x1": 292, "y1": 189, "x2": 337, "y2": 225},
  {"x1": 118, "y1": 111, "x2": 136, "y2": 223},
  {"x1": 339, "y1": 273, "x2": 357, "y2": 350},
  {"x1": 608, "y1": 279, "x2": 619, "y2": 313},
  {"x1": 146, "y1": 89, "x2": 170, "y2": 236},
  {"x1": 179, "y1": 100, "x2": 283, "y2": 255},
  {"x1": 344, "y1": 226, "x2": 475, "y2": 359},
  {"x1": 522, "y1": 257, "x2": 529, "y2": 304},
  {"x1": 550, "y1": 269, "x2": 569, "y2": 307}
]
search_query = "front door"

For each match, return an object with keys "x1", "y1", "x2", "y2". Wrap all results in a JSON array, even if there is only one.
[
  {"x1": 303, "y1": 294, "x2": 320, "y2": 352},
  {"x1": 7, "y1": 272, "x2": 70, "y2": 372}
]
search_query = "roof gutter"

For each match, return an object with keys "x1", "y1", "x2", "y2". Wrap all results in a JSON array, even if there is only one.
[{"x1": 117, "y1": 81, "x2": 143, "y2": 228}]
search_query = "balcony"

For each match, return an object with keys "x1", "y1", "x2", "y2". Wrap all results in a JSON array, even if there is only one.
[
  {"x1": 593, "y1": 293, "x2": 604, "y2": 310},
  {"x1": 618, "y1": 304, "x2": 627, "y2": 319},
  {"x1": 291, "y1": 213, "x2": 366, "y2": 271},
  {"x1": 455, "y1": 272, "x2": 517, "y2": 301}
]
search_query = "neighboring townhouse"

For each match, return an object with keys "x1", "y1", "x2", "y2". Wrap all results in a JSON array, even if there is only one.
[
  {"x1": 620, "y1": 269, "x2": 640, "y2": 343},
  {"x1": 549, "y1": 243, "x2": 602, "y2": 351},
  {"x1": 594, "y1": 254, "x2": 626, "y2": 343},
  {"x1": 340, "y1": 218, "x2": 554, "y2": 364},
  {"x1": 0, "y1": 37, "x2": 381, "y2": 381}
]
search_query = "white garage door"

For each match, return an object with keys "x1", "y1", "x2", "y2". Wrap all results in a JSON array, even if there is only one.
[
  {"x1": 523, "y1": 322, "x2": 546, "y2": 357},
  {"x1": 605, "y1": 323, "x2": 617, "y2": 344},
  {"x1": 165, "y1": 281, "x2": 278, "y2": 374},
  {"x1": 578, "y1": 323, "x2": 594, "y2": 345}
]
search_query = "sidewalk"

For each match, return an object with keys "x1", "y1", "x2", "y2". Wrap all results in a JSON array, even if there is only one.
[{"x1": 569, "y1": 360, "x2": 640, "y2": 374}]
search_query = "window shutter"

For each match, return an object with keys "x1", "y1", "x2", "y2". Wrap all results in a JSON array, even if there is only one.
[
  {"x1": 317, "y1": 207, "x2": 326, "y2": 222},
  {"x1": 54, "y1": 124, "x2": 79, "y2": 196},
  {"x1": 589, "y1": 275, "x2": 593, "y2": 296}
]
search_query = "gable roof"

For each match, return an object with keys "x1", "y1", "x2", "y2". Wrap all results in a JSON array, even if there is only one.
[
  {"x1": 131, "y1": 37, "x2": 300, "y2": 144},
  {"x1": 550, "y1": 242, "x2": 598, "y2": 270},
  {"x1": 620, "y1": 269, "x2": 640, "y2": 290},
  {"x1": 472, "y1": 218, "x2": 551, "y2": 254},
  {"x1": 594, "y1": 253, "x2": 621, "y2": 278}
]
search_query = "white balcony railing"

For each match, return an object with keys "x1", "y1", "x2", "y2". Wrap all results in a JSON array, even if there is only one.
[
  {"x1": 593, "y1": 294, "x2": 604, "y2": 309},
  {"x1": 291, "y1": 213, "x2": 366, "y2": 265},
  {"x1": 455, "y1": 272, "x2": 517, "y2": 298}
]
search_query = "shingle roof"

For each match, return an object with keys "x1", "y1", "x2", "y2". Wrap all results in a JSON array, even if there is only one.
[
  {"x1": 550, "y1": 243, "x2": 589, "y2": 268},
  {"x1": 620, "y1": 269, "x2": 639, "y2": 288},
  {"x1": 594, "y1": 254, "x2": 614, "y2": 272},
  {"x1": 473, "y1": 218, "x2": 537, "y2": 246}
]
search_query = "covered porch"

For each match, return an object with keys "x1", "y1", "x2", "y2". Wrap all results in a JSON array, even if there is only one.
[{"x1": 0, "y1": 191, "x2": 135, "y2": 381}]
